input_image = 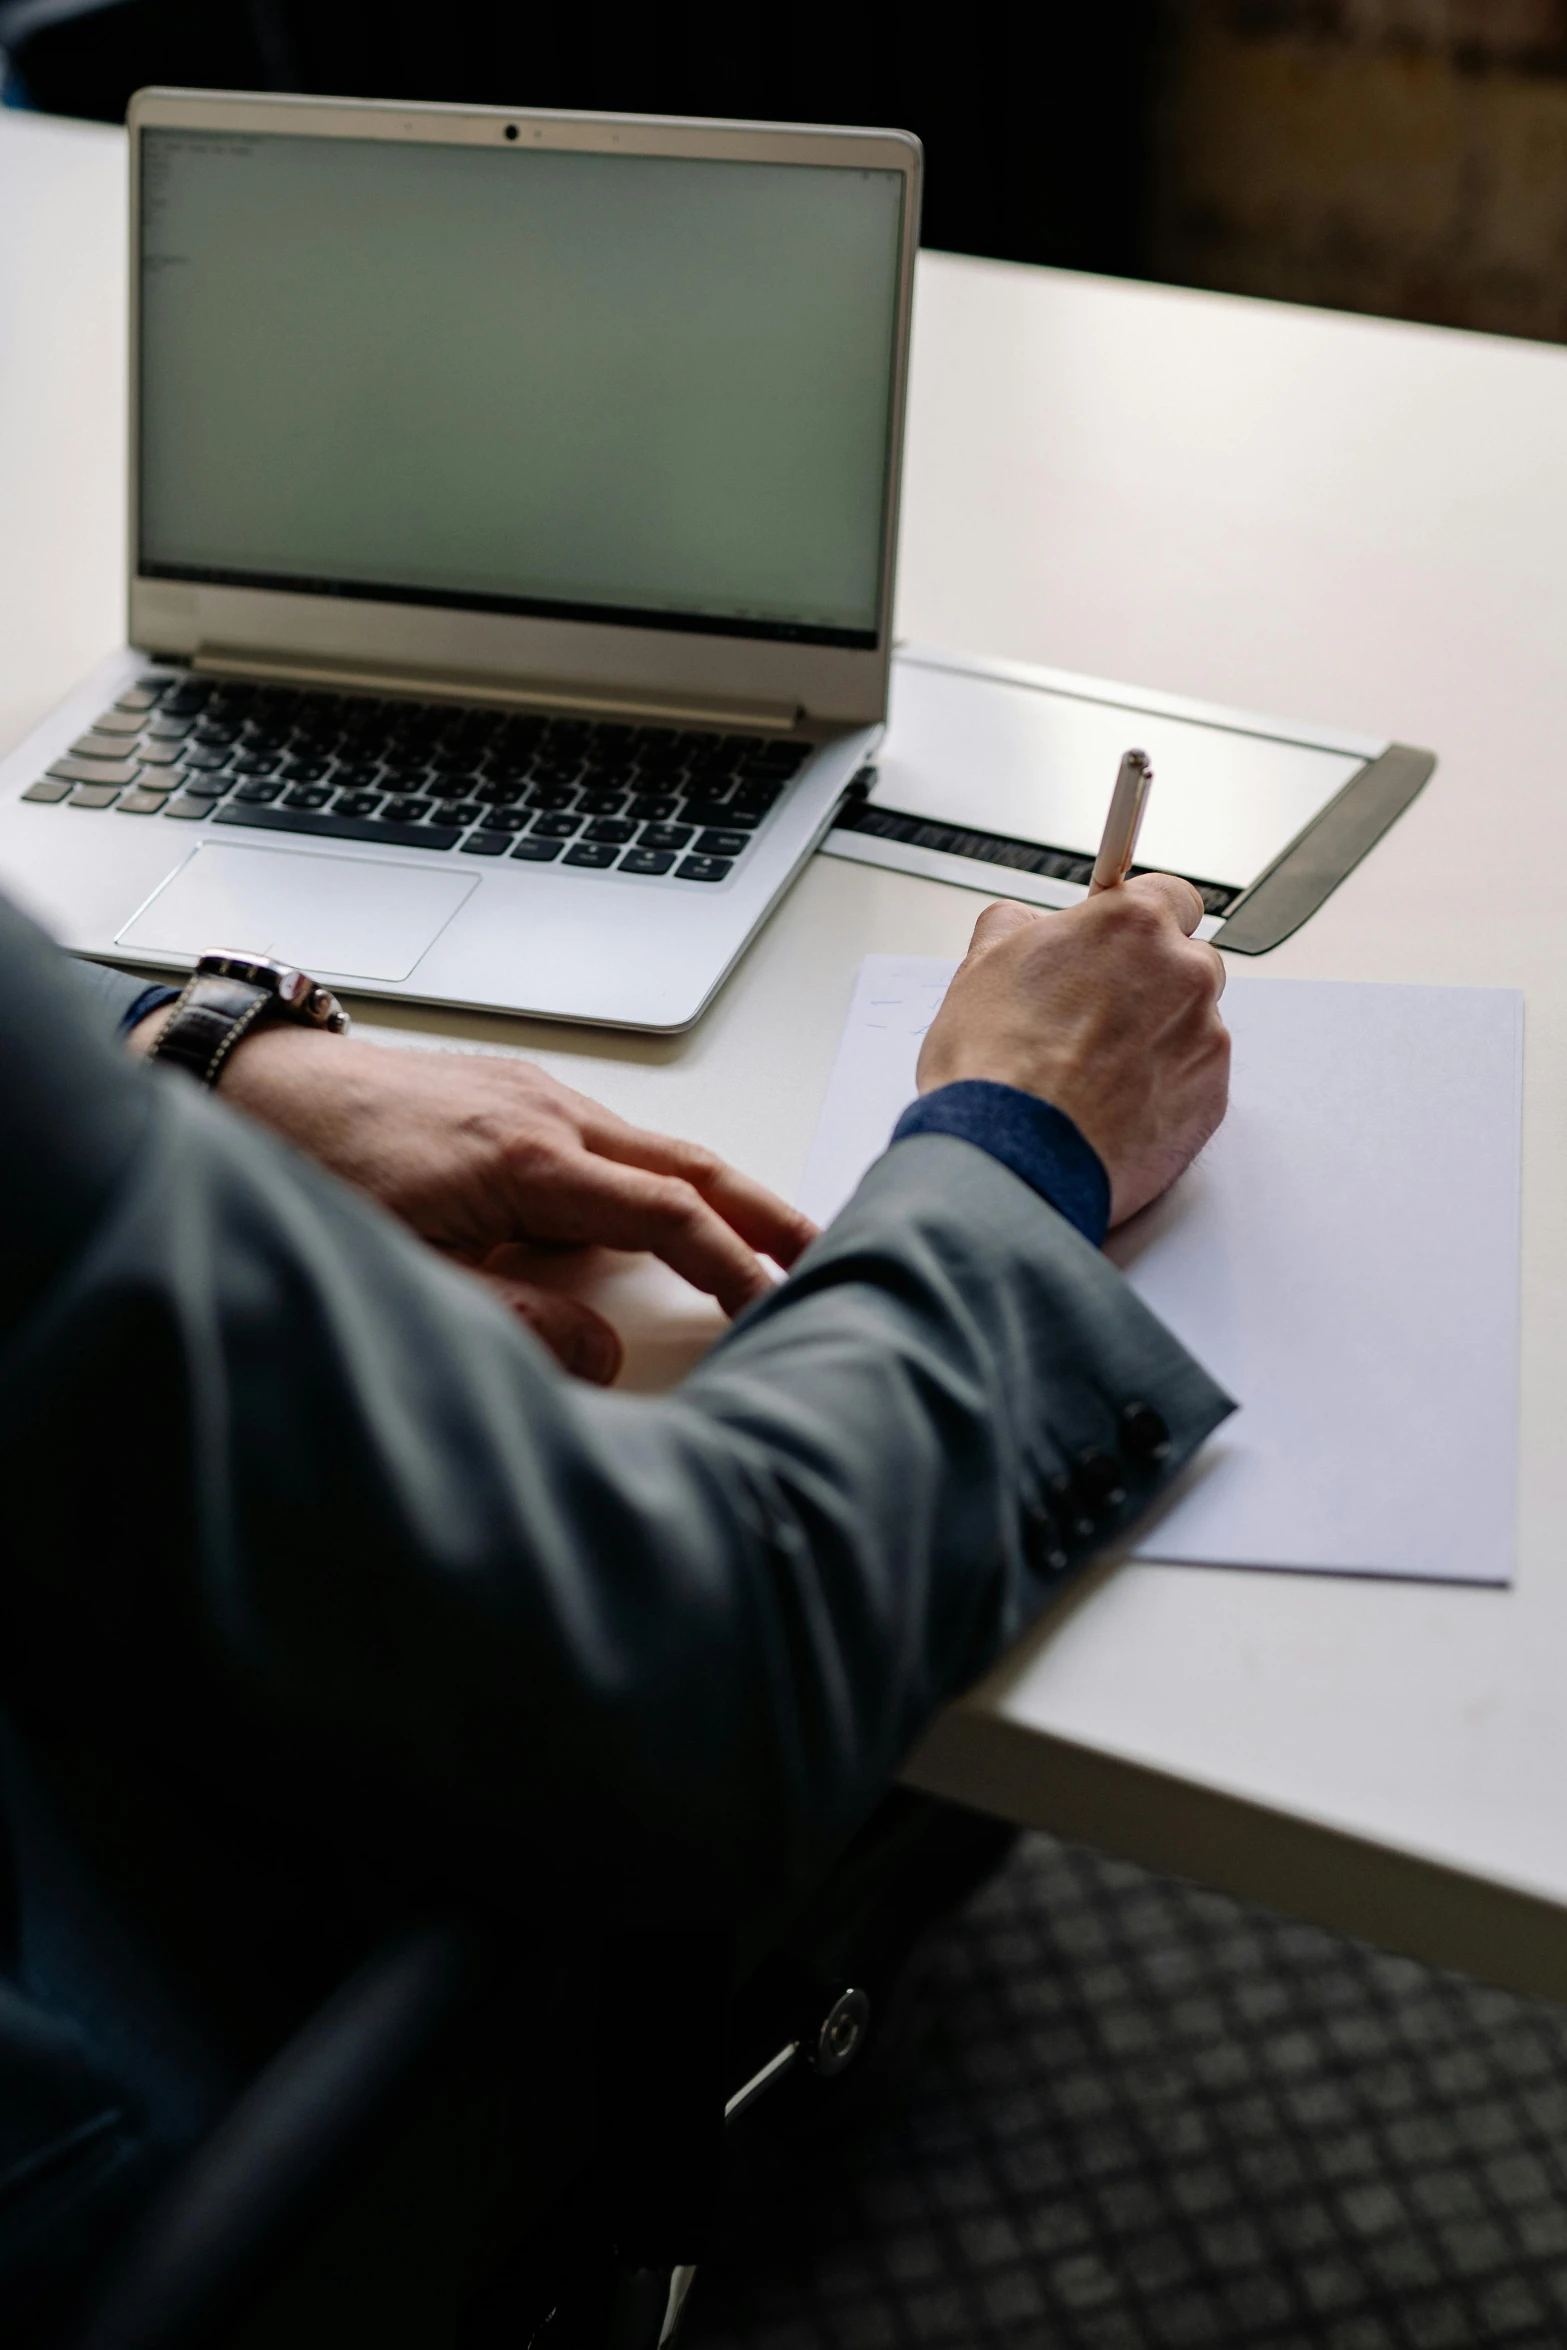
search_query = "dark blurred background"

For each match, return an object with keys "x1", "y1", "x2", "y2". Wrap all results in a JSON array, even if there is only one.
[
  {"x1": 1150, "y1": 1, "x2": 1567, "y2": 344},
  {"x1": 7, "y1": 1, "x2": 1567, "y2": 341},
  {"x1": 0, "y1": 1, "x2": 1159, "y2": 279}
]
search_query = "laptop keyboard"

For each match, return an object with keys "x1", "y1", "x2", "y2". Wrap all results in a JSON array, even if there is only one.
[{"x1": 20, "y1": 673, "x2": 812, "y2": 883}]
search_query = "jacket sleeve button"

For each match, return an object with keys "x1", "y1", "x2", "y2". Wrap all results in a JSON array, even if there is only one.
[
  {"x1": 1025, "y1": 1503, "x2": 1070, "y2": 1575},
  {"x1": 1119, "y1": 1401, "x2": 1172, "y2": 1465},
  {"x1": 1073, "y1": 1448, "x2": 1127, "y2": 1511},
  {"x1": 1048, "y1": 1471, "x2": 1098, "y2": 1541}
]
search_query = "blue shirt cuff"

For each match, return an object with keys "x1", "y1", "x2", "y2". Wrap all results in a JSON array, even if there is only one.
[
  {"x1": 116, "y1": 983, "x2": 180, "y2": 1041},
  {"x1": 890, "y1": 1081, "x2": 1111, "y2": 1246}
]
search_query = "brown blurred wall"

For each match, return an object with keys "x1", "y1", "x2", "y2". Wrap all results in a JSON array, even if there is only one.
[{"x1": 1152, "y1": 1, "x2": 1567, "y2": 339}]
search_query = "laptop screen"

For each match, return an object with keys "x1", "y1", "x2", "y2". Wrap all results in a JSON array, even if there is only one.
[{"x1": 136, "y1": 128, "x2": 906, "y2": 651}]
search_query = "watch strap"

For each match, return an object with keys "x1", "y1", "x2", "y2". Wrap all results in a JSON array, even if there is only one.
[{"x1": 149, "y1": 974, "x2": 281, "y2": 1088}]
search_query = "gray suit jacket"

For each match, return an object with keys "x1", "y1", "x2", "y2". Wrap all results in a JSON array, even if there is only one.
[
  {"x1": 0, "y1": 891, "x2": 1234, "y2": 2319},
  {"x1": 0, "y1": 890, "x2": 1231, "y2": 1930}
]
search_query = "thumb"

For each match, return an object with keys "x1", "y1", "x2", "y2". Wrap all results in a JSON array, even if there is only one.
[{"x1": 479, "y1": 1271, "x2": 624, "y2": 1385}]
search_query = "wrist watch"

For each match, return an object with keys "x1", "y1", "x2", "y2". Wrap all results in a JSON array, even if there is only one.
[{"x1": 147, "y1": 950, "x2": 350, "y2": 1088}]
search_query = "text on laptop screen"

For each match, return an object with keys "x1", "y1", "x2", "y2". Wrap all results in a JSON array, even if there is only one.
[{"x1": 137, "y1": 128, "x2": 906, "y2": 648}]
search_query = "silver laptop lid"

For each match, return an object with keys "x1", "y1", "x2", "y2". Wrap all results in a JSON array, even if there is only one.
[{"x1": 126, "y1": 89, "x2": 921, "y2": 730}]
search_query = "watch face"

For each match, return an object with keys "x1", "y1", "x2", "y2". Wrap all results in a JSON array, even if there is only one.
[
  {"x1": 197, "y1": 950, "x2": 300, "y2": 997},
  {"x1": 193, "y1": 950, "x2": 347, "y2": 1031}
]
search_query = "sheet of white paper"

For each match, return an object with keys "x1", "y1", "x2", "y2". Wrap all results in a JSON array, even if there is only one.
[{"x1": 799, "y1": 958, "x2": 1522, "y2": 1586}]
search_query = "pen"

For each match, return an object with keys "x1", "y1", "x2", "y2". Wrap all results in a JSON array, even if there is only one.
[{"x1": 1089, "y1": 748, "x2": 1153, "y2": 894}]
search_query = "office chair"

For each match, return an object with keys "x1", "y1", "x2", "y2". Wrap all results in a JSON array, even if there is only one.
[
  {"x1": 57, "y1": 1925, "x2": 882, "y2": 2350},
  {"x1": 0, "y1": 1697, "x2": 1012, "y2": 2350},
  {"x1": 0, "y1": 1709, "x2": 593, "y2": 2350}
]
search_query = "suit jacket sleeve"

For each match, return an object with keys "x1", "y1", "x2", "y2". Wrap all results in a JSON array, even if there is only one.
[
  {"x1": 0, "y1": 892, "x2": 1232, "y2": 1927},
  {"x1": 65, "y1": 954, "x2": 154, "y2": 1036}
]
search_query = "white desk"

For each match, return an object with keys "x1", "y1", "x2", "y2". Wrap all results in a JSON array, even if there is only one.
[{"x1": 9, "y1": 106, "x2": 1567, "y2": 1999}]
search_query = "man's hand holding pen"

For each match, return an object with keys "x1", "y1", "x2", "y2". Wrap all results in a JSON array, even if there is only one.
[{"x1": 918, "y1": 749, "x2": 1230, "y2": 1228}]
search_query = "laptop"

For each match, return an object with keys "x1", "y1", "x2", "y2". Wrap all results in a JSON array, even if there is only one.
[{"x1": 0, "y1": 88, "x2": 920, "y2": 1030}]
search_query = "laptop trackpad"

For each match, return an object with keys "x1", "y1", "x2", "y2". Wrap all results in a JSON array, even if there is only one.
[{"x1": 117, "y1": 843, "x2": 478, "y2": 983}]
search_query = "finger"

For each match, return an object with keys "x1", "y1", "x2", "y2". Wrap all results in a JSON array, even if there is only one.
[
  {"x1": 575, "y1": 1120, "x2": 817, "y2": 1266},
  {"x1": 478, "y1": 1270, "x2": 623, "y2": 1385},
  {"x1": 1196, "y1": 938, "x2": 1228, "y2": 1001},
  {"x1": 530, "y1": 1158, "x2": 777, "y2": 1315},
  {"x1": 1121, "y1": 870, "x2": 1206, "y2": 936},
  {"x1": 968, "y1": 898, "x2": 1045, "y2": 955},
  {"x1": 480, "y1": 1154, "x2": 777, "y2": 1313}
]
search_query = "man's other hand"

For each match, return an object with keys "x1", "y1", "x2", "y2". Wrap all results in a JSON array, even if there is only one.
[
  {"x1": 130, "y1": 1015, "x2": 815, "y2": 1381},
  {"x1": 916, "y1": 877, "x2": 1230, "y2": 1227}
]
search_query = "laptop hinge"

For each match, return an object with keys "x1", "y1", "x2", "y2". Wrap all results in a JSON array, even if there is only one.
[{"x1": 191, "y1": 646, "x2": 803, "y2": 733}]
